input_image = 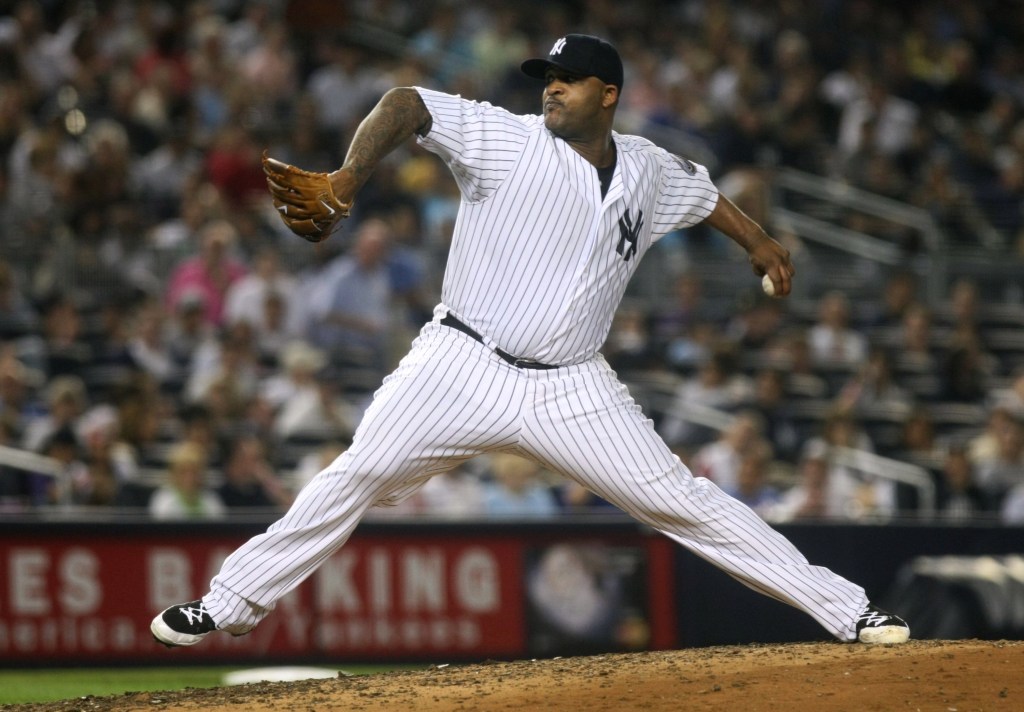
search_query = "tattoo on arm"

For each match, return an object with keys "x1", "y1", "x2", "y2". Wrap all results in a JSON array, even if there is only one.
[{"x1": 343, "y1": 87, "x2": 432, "y2": 188}]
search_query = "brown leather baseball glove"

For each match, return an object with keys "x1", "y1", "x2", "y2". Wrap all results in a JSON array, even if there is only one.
[{"x1": 262, "y1": 152, "x2": 352, "y2": 242}]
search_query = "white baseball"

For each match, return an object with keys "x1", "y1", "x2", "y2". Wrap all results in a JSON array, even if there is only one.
[{"x1": 762, "y1": 274, "x2": 776, "y2": 296}]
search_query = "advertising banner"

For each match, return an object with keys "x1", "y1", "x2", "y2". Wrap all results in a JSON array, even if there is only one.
[{"x1": 0, "y1": 523, "x2": 674, "y2": 664}]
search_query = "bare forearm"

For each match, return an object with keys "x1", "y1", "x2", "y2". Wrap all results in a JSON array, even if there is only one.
[
  {"x1": 704, "y1": 194, "x2": 769, "y2": 251},
  {"x1": 334, "y1": 87, "x2": 432, "y2": 195},
  {"x1": 703, "y1": 192, "x2": 796, "y2": 294}
]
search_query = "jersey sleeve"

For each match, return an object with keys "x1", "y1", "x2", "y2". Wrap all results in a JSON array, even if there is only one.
[
  {"x1": 650, "y1": 149, "x2": 720, "y2": 237},
  {"x1": 414, "y1": 87, "x2": 531, "y2": 202}
]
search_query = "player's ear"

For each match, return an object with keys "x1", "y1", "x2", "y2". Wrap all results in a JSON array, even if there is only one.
[{"x1": 602, "y1": 84, "x2": 619, "y2": 108}]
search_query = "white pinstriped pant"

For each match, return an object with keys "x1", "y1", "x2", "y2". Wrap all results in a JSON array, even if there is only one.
[{"x1": 204, "y1": 318, "x2": 867, "y2": 641}]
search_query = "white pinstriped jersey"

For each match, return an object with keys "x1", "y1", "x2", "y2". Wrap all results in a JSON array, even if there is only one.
[{"x1": 415, "y1": 87, "x2": 719, "y2": 365}]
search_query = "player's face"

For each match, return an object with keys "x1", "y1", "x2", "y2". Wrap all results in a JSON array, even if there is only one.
[{"x1": 542, "y1": 68, "x2": 616, "y2": 139}]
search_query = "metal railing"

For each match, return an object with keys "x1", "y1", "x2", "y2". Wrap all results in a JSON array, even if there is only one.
[
  {"x1": 830, "y1": 445, "x2": 935, "y2": 518},
  {"x1": 650, "y1": 394, "x2": 936, "y2": 519},
  {"x1": 0, "y1": 444, "x2": 61, "y2": 479},
  {"x1": 770, "y1": 167, "x2": 950, "y2": 304}
]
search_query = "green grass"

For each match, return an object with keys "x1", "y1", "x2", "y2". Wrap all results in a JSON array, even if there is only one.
[{"x1": 0, "y1": 665, "x2": 410, "y2": 705}]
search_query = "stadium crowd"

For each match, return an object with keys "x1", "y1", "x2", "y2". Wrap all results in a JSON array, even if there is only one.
[{"x1": 0, "y1": 0, "x2": 1023, "y2": 524}]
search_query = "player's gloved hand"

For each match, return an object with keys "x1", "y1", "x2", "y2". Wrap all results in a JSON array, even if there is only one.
[{"x1": 262, "y1": 152, "x2": 353, "y2": 242}]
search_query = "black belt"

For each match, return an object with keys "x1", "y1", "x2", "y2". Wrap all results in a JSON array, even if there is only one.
[{"x1": 440, "y1": 314, "x2": 558, "y2": 370}]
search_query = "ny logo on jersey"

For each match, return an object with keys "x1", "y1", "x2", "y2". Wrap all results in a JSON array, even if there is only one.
[
  {"x1": 550, "y1": 37, "x2": 567, "y2": 55},
  {"x1": 617, "y1": 208, "x2": 643, "y2": 262}
]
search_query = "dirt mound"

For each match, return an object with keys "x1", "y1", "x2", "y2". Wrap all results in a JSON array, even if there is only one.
[{"x1": 7, "y1": 640, "x2": 1021, "y2": 712}]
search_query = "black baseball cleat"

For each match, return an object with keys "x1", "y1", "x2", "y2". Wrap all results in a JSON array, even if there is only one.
[
  {"x1": 855, "y1": 603, "x2": 910, "y2": 644},
  {"x1": 151, "y1": 600, "x2": 218, "y2": 647}
]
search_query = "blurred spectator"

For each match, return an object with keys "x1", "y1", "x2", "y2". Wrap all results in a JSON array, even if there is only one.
[
  {"x1": 1000, "y1": 481, "x2": 1024, "y2": 524},
  {"x1": 890, "y1": 303, "x2": 937, "y2": 376},
  {"x1": 0, "y1": 0, "x2": 80, "y2": 99},
  {"x1": 21, "y1": 374, "x2": 87, "y2": 453},
  {"x1": 237, "y1": 24, "x2": 298, "y2": 113},
  {"x1": 660, "y1": 344, "x2": 753, "y2": 447},
  {"x1": 807, "y1": 290, "x2": 867, "y2": 367},
  {"x1": 836, "y1": 346, "x2": 914, "y2": 415},
  {"x1": 223, "y1": 0, "x2": 276, "y2": 59},
  {"x1": 939, "y1": 39, "x2": 992, "y2": 119},
  {"x1": 148, "y1": 441, "x2": 225, "y2": 520},
  {"x1": 417, "y1": 464, "x2": 486, "y2": 519},
  {"x1": 84, "y1": 298, "x2": 140, "y2": 395},
  {"x1": 108, "y1": 377, "x2": 161, "y2": 485},
  {"x1": 764, "y1": 329, "x2": 828, "y2": 399},
  {"x1": 223, "y1": 245, "x2": 301, "y2": 363},
  {"x1": 0, "y1": 258, "x2": 39, "y2": 339},
  {"x1": 650, "y1": 272, "x2": 726, "y2": 369},
  {"x1": 469, "y1": 6, "x2": 530, "y2": 86},
  {"x1": 31, "y1": 293, "x2": 93, "y2": 381},
  {"x1": 305, "y1": 217, "x2": 394, "y2": 382},
  {"x1": 729, "y1": 441, "x2": 782, "y2": 519},
  {"x1": 481, "y1": 453, "x2": 558, "y2": 518},
  {"x1": 0, "y1": 347, "x2": 43, "y2": 435},
  {"x1": 264, "y1": 94, "x2": 338, "y2": 173},
  {"x1": 409, "y1": 3, "x2": 474, "y2": 89},
  {"x1": 262, "y1": 339, "x2": 354, "y2": 442},
  {"x1": 0, "y1": 414, "x2": 32, "y2": 509},
  {"x1": 988, "y1": 365, "x2": 1024, "y2": 418},
  {"x1": 184, "y1": 321, "x2": 260, "y2": 418},
  {"x1": 40, "y1": 424, "x2": 88, "y2": 506},
  {"x1": 204, "y1": 123, "x2": 267, "y2": 209},
  {"x1": 892, "y1": 405, "x2": 945, "y2": 471},
  {"x1": 175, "y1": 402, "x2": 225, "y2": 469},
  {"x1": 746, "y1": 367, "x2": 801, "y2": 464},
  {"x1": 132, "y1": 120, "x2": 204, "y2": 221},
  {"x1": 165, "y1": 218, "x2": 248, "y2": 328},
  {"x1": 691, "y1": 411, "x2": 765, "y2": 494},
  {"x1": 217, "y1": 434, "x2": 292, "y2": 510},
  {"x1": 133, "y1": 14, "x2": 192, "y2": 103},
  {"x1": 836, "y1": 77, "x2": 919, "y2": 161},
  {"x1": 164, "y1": 288, "x2": 215, "y2": 377},
  {"x1": 125, "y1": 297, "x2": 180, "y2": 389},
  {"x1": 909, "y1": 149, "x2": 999, "y2": 248},
  {"x1": 305, "y1": 39, "x2": 382, "y2": 134},
  {"x1": 974, "y1": 412, "x2": 1024, "y2": 506},
  {"x1": 936, "y1": 445, "x2": 992, "y2": 523},
  {"x1": 770, "y1": 442, "x2": 831, "y2": 522},
  {"x1": 807, "y1": 409, "x2": 894, "y2": 521},
  {"x1": 74, "y1": 406, "x2": 124, "y2": 507},
  {"x1": 147, "y1": 181, "x2": 226, "y2": 275},
  {"x1": 725, "y1": 292, "x2": 788, "y2": 352},
  {"x1": 968, "y1": 405, "x2": 1018, "y2": 465},
  {"x1": 941, "y1": 278, "x2": 981, "y2": 333},
  {"x1": 381, "y1": 198, "x2": 435, "y2": 330},
  {"x1": 940, "y1": 329, "x2": 994, "y2": 404},
  {"x1": 602, "y1": 303, "x2": 657, "y2": 375},
  {"x1": 866, "y1": 270, "x2": 919, "y2": 333}
]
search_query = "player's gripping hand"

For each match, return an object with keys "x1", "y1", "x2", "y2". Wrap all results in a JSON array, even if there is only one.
[
  {"x1": 747, "y1": 235, "x2": 795, "y2": 297},
  {"x1": 262, "y1": 152, "x2": 353, "y2": 242}
]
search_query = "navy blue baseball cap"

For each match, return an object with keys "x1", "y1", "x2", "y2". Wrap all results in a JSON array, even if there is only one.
[{"x1": 521, "y1": 34, "x2": 624, "y2": 89}]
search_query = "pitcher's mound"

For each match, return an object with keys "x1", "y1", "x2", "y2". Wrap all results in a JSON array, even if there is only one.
[{"x1": 12, "y1": 639, "x2": 1023, "y2": 711}]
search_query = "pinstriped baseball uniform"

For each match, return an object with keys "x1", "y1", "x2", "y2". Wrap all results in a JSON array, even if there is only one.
[{"x1": 202, "y1": 87, "x2": 868, "y2": 642}]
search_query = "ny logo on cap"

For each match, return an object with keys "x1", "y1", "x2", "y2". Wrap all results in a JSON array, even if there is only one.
[{"x1": 550, "y1": 37, "x2": 567, "y2": 55}]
